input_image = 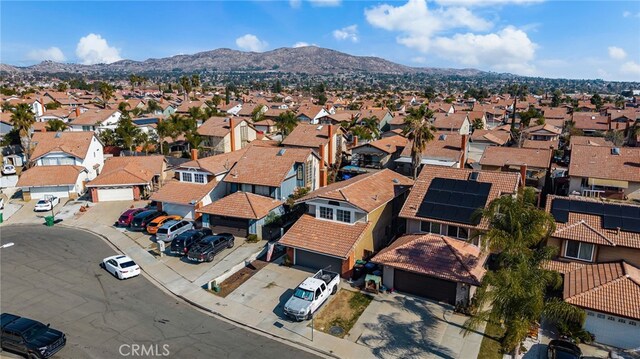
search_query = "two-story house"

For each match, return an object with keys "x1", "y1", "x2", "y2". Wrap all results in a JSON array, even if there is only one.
[
  {"x1": 17, "y1": 131, "x2": 104, "y2": 200},
  {"x1": 279, "y1": 169, "x2": 413, "y2": 277},
  {"x1": 431, "y1": 113, "x2": 471, "y2": 135},
  {"x1": 521, "y1": 124, "x2": 562, "y2": 150},
  {"x1": 568, "y1": 145, "x2": 640, "y2": 200},
  {"x1": 390, "y1": 166, "x2": 520, "y2": 305},
  {"x1": 151, "y1": 149, "x2": 246, "y2": 219},
  {"x1": 544, "y1": 195, "x2": 640, "y2": 349},
  {"x1": 395, "y1": 133, "x2": 469, "y2": 174},
  {"x1": 281, "y1": 124, "x2": 343, "y2": 166},
  {"x1": 197, "y1": 117, "x2": 257, "y2": 154},
  {"x1": 479, "y1": 147, "x2": 552, "y2": 189},
  {"x1": 350, "y1": 134, "x2": 408, "y2": 170},
  {"x1": 296, "y1": 104, "x2": 333, "y2": 124},
  {"x1": 68, "y1": 109, "x2": 121, "y2": 132}
]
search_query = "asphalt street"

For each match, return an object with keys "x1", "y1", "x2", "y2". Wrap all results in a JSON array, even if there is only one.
[{"x1": 0, "y1": 225, "x2": 320, "y2": 359}]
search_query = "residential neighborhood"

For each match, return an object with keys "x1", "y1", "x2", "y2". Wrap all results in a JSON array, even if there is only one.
[{"x1": 1, "y1": 1, "x2": 640, "y2": 359}]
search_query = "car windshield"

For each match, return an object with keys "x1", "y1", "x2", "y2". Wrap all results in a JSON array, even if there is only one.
[
  {"x1": 157, "y1": 228, "x2": 168, "y2": 234},
  {"x1": 293, "y1": 288, "x2": 314, "y2": 301},
  {"x1": 552, "y1": 350, "x2": 579, "y2": 359},
  {"x1": 37, "y1": 200, "x2": 47, "y2": 205},
  {"x1": 22, "y1": 323, "x2": 48, "y2": 341},
  {"x1": 120, "y1": 261, "x2": 136, "y2": 268}
]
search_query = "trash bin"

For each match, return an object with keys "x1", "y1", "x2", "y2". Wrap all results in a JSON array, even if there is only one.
[
  {"x1": 45, "y1": 216, "x2": 54, "y2": 227},
  {"x1": 352, "y1": 263, "x2": 365, "y2": 281},
  {"x1": 0, "y1": 212, "x2": 3, "y2": 224}
]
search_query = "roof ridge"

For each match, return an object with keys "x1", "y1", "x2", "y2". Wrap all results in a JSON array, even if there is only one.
[
  {"x1": 567, "y1": 274, "x2": 628, "y2": 301},
  {"x1": 441, "y1": 236, "x2": 480, "y2": 284},
  {"x1": 556, "y1": 220, "x2": 615, "y2": 246},
  {"x1": 244, "y1": 192, "x2": 258, "y2": 218}
]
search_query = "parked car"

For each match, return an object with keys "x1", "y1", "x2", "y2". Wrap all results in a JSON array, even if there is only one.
[
  {"x1": 129, "y1": 210, "x2": 167, "y2": 231},
  {"x1": 1, "y1": 313, "x2": 66, "y2": 358},
  {"x1": 170, "y1": 228, "x2": 213, "y2": 256},
  {"x1": 100, "y1": 255, "x2": 141, "y2": 280},
  {"x1": 116, "y1": 208, "x2": 146, "y2": 227},
  {"x1": 33, "y1": 196, "x2": 60, "y2": 212},
  {"x1": 284, "y1": 269, "x2": 339, "y2": 321},
  {"x1": 1, "y1": 164, "x2": 16, "y2": 175},
  {"x1": 547, "y1": 339, "x2": 582, "y2": 359},
  {"x1": 187, "y1": 233, "x2": 234, "y2": 263},
  {"x1": 0, "y1": 197, "x2": 4, "y2": 210},
  {"x1": 146, "y1": 215, "x2": 182, "y2": 235},
  {"x1": 145, "y1": 200, "x2": 158, "y2": 209},
  {"x1": 155, "y1": 219, "x2": 194, "y2": 243}
]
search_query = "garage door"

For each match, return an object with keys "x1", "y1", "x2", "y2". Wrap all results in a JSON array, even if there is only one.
[
  {"x1": 585, "y1": 311, "x2": 640, "y2": 349},
  {"x1": 163, "y1": 203, "x2": 194, "y2": 219},
  {"x1": 208, "y1": 216, "x2": 248, "y2": 237},
  {"x1": 295, "y1": 249, "x2": 342, "y2": 273},
  {"x1": 97, "y1": 187, "x2": 133, "y2": 201},
  {"x1": 394, "y1": 269, "x2": 457, "y2": 304},
  {"x1": 30, "y1": 186, "x2": 70, "y2": 200}
]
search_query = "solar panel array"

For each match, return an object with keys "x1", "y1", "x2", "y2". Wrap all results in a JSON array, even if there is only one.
[
  {"x1": 416, "y1": 178, "x2": 491, "y2": 225},
  {"x1": 550, "y1": 198, "x2": 640, "y2": 233}
]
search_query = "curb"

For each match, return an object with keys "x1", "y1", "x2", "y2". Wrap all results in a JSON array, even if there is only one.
[{"x1": 57, "y1": 222, "x2": 340, "y2": 359}]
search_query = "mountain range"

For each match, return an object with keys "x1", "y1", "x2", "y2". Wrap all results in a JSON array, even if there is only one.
[{"x1": 0, "y1": 46, "x2": 484, "y2": 76}]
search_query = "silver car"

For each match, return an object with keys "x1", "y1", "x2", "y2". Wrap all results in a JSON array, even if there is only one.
[{"x1": 155, "y1": 220, "x2": 194, "y2": 242}]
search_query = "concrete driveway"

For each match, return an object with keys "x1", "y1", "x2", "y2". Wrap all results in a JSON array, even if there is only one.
[
  {"x1": 2, "y1": 197, "x2": 66, "y2": 225},
  {"x1": 350, "y1": 293, "x2": 485, "y2": 359}
]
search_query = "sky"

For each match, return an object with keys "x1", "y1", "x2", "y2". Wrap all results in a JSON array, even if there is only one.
[{"x1": 1, "y1": 0, "x2": 639, "y2": 81}]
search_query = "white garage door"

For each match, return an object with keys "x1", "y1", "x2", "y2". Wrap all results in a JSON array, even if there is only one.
[
  {"x1": 163, "y1": 203, "x2": 194, "y2": 219},
  {"x1": 585, "y1": 311, "x2": 640, "y2": 349},
  {"x1": 30, "y1": 186, "x2": 70, "y2": 200},
  {"x1": 97, "y1": 187, "x2": 134, "y2": 201}
]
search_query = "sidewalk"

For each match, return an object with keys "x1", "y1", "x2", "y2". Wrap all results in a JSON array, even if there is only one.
[{"x1": 60, "y1": 216, "x2": 370, "y2": 359}]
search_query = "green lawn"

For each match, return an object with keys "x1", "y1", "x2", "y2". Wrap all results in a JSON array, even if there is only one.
[{"x1": 478, "y1": 319, "x2": 505, "y2": 359}]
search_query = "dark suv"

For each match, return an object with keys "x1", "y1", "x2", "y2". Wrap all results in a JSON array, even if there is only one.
[
  {"x1": 1, "y1": 313, "x2": 66, "y2": 359},
  {"x1": 187, "y1": 233, "x2": 234, "y2": 263},
  {"x1": 547, "y1": 339, "x2": 582, "y2": 359},
  {"x1": 170, "y1": 228, "x2": 213, "y2": 256},
  {"x1": 129, "y1": 210, "x2": 167, "y2": 232}
]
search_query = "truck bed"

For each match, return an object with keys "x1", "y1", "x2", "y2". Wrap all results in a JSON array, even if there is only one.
[{"x1": 313, "y1": 269, "x2": 339, "y2": 285}]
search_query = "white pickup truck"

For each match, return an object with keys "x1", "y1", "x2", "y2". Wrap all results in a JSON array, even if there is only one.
[{"x1": 283, "y1": 269, "x2": 340, "y2": 321}]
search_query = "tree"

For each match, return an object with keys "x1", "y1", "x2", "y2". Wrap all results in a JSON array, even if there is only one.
[
  {"x1": 180, "y1": 76, "x2": 192, "y2": 101},
  {"x1": 56, "y1": 82, "x2": 68, "y2": 92},
  {"x1": 45, "y1": 119, "x2": 68, "y2": 132},
  {"x1": 551, "y1": 89, "x2": 563, "y2": 107},
  {"x1": 317, "y1": 93, "x2": 328, "y2": 105},
  {"x1": 423, "y1": 86, "x2": 436, "y2": 101},
  {"x1": 114, "y1": 117, "x2": 142, "y2": 152},
  {"x1": 211, "y1": 95, "x2": 222, "y2": 108},
  {"x1": 99, "y1": 128, "x2": 118, "y2": 147},
  {"x1": 402, "y1": 105, "x2": 436, "y2": 179},
  {"x1": 146, "y1": 99, "x2": 161, "y2": 115},
  {"x1": 155, "y1": 119, "x2": 175, "y2": 154},
  {"x1": 604, "y1": 130, "x2": 624, "y2": 147},
  {"x1": 517, "y1": 105, "x2": 543, "y2": 128},
  {"x1": 129, "y1": 74, "x2": 139, "y2": 91},
  {"x1": 465, "y1": 190, "x2": 585, "y2": 355},
  {"x1": 614, "y1": 95, "x2": 625, "y2": 109},
  {"x1": 251, "y1": 105, "x2": 266, "y2": 122},
  {"x1": 272, "y1": 79, "x2": 283, "y2": 93},
  {"x1": 275, "y1": 110, "x2": 298, "y2": 138},
  {"x1": 10, "y1": 103, "x2": 36, "y2": 163},
  {"x1": 590, "y1": 93, "x2": 603, "y2": 111},
  {"x1": 508, "y1": 84, "x2": 528, "y2": 130},
  {"x1": 190, "y1": 74, "x2": 200, "y2": 97},
  {"x1": 472, "y1": 118, "x2": 484, "y2": 130},
  {"x1": 134, "y1": 131, "x2": 152, "y2": 154},
  {"x1": 99, "y1": 82, "x2": 114, "y2": 108},
  {"x1": 187, "y1": 106, "x2": 204, "y2": 123}
]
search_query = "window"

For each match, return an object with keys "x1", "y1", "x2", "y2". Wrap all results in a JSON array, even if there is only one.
[
  {"x1": 618, "y1": 318, "x2": 626, "y2": 323},
  {"x1": 255, "y1": 185, "x2": 270, "y2": 196},
  {"x1": 587, "y1": 312, "x2": 595, "y2": 316},
  {"x1": 421, "y1": 221, "x2": 441, "y2": 234},
  {"x1": 421, "y1": 221, "x2": 430, "y2": 233},
  {"x1": 194, "y1": 173, "x2": 205, "y2": 183},
  {"x1": 564, "y1": 240, "x2": 594, "y2": 261},
  {"x1": 597, "y1": 314, "x2": 605, "y2": 319},
  {"x1": 336, "y1": 209, "x2": 351, "y2": 223},
  {"x1": 315, "y1": 288, "x2": 321, "y2": 299},
  {"x1": 319, "y1": 207, "x2": 333, "y2": 220},
  {"x1": 607, "y1": 316, "x2": 615, "y2": 321},
  {"x1": 630, "y1": 321, "x2": 637, "y2": 326},
  {"x1": 297, "y1": 165, "x2": 304, "y2": 180},
  {"x1": 458, "y1": 227, "x2": 469, "y2": 240},
  {"x1": 448, "y1": 225, "x2": 458, "y2": 237},
  {"x1": 431, "y1": 222, "x2": 441, "y2": 235},
  {"x1": 181, "y1": 172, "x2": 192, "y2": 182},
  {"x1": 305, "y1": 160, "x2": 313, "y2": 187}
]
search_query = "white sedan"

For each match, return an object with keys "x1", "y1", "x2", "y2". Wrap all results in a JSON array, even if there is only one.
[
  {"x1": 1, "y1": 164, "x2": 16, "y2": 175},
  {"x1": 101, "y1": 255, "x2": 141, "y2": 280},
  {"x1": 34, "y1": 196, "x2": 60, "y2": 212}
]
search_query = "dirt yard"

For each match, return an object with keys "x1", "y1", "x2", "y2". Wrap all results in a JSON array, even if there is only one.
[
  {"x1": 212, "y1": 259, "x2": 270, "y2": 298},
  {"x1": 312, "y1": 289, "x2": 373, "y2": 338}
]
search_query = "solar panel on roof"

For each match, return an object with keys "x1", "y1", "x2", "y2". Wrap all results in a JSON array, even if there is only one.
[
  {"x1": 416, "y1": 177, "x2": 491, "y2": 225},
  {"x1": 551, "y1": 198, "x2": 640, "y2": 233}
]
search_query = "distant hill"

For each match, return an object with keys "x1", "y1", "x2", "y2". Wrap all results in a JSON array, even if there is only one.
[{"x1": 0, "y1": 46, "x2": 484, "y2": 76}]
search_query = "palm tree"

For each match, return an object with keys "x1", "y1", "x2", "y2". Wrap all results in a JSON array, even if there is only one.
[
  {"x1": 155, "y1": 119, "x2": 174, "y2": 155},
  {"x1": 146, "y1": 99, "x2": 161, "y2": 115},
  {"x1": 191, "y1": 74, "x2": 200, "y2": 98},
  {"x1": 184, "y1": 130, "x2": 202, "y2": 152},
  {"x1": 129, "y1": 74, "x2": 139, "y2": 91},
  {"x1": 10, "y1": 103, "x2": 36, "y2": 163},
  {"x1": 115, "y1": 117, "x2": 141, "y2": 152},
  {"x1": 357, "y1": 116, "x2": 381, "y2": 140},
  {"x1": 402, "y1": 105, "x2": 435, "y2": 179},
  {"x1": 118, "y1": 101, "x2": 131, "y2": 114},
  {"x1": 180, "y1": 76, "x2": 192, "y2": 101},
  {"x1": 99, "y1": 83, "x2": 114, "y2": 109},
  {"x1": 45, "y1": 119, "x2": 68, "y2": 132},
  {"x1": 187, "y1": 106, "x2": 204, "y2": 124},
  {"x1": 274, "y1": 110, "x2": 298, "y2": 139},
  {"x1": 508, "y1": 84, "x2": 528, "y2": 130},
  {"x1": 134, "y1": 131, "x2": 151, "y2": 154},
  {"x1": 99, "y1": 128, "x2": 118, "y2": 147}
]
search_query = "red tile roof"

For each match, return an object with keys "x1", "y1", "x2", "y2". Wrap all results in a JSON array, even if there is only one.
[
  {"x1": 17, "y1": 165, "x2": 85, "y2": 187},
  {"x1": 70, "y1": 109, "x2": 118, "y2": 126},
  {"x1": 180, "y1": 148, "x2": 247, "y2": 175},
  {"x1": 87, "y1": 155, "x2": 164, "y2": 187},
  {"x1": 479, "y1": 147, "x2": 552, "y2": 169},
  {"x1": 30, "y1": 131, "x2": 97, "y2": 161},
  {"x1": 352, "y1": 135, "x2": 408, "y2": 154},
  {"x1": 281, "y1": 123, "x2": 336, "y2": 148},
  {"x1": 371, "y1": 233, "x2": 487, "y2": 286},
  {"x1": 224, "y1": 146, "x2": 314, "y2": 187},
  {"x1": 150, "y1": 179, "x2": 218, "y2": 205},
  {"x1": 197, "y1": 192, "x2": 282, "y2": 219},
  {"x1": 568, "y1": 144, "x2": 640, "y2": 183}
]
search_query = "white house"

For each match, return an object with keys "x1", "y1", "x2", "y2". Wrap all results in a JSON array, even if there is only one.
[{"x1": 68, "y1": 109, "x2": 121, "y2": 132}]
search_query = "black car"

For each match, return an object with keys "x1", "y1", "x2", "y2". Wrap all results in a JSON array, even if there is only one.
[
  {"x1": 1, "y1": 313, "x2": 66, "y2": 359},
  {"x1": 129, "y1": 210, "x2": 167, "y2": 232},
  {"x1": 547, "y1": 339, "x2": 582, "y2": 359},
  {"x1": 187, "y1": 233, "x2": 234, "y2": 263},
  {"x1": 170, "y1": 228, "x2": 213, "y2": 256}
]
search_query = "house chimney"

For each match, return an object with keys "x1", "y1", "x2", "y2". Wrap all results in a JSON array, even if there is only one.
[
  {"x1": 607, "y1": 113, "x2": 611, "y2": 130},
  {"x1": 353, "y1": 135, "x2": 358, "y2": 147},
  {"x1": 520, "y1": 164, "x2": 527, "y2": 186},
  {"x1": 319, "y1": 144, "x2": 327, "y2": 188},
  {"x1": 190, "y1": 148, "x2": 198, "y2": 161},
  {"x1": 75, "y1": 107, "x2": 80, "y2": 118},
  {"x1": 459, "y1": 134, "x2": 467, "y2": 169},
  {"x1": 327, "y1": 124, "x2": 334, "y2": 166},
  {"x1": 229, "y1": 117, "x2": 236, "y2": 152}
]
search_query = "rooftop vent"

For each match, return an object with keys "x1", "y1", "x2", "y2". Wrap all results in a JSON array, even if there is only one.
[
  {"x1": 55, "y1": 132, "x2": 62, "y2": 138},
  {"x1": 277, "y1": 148, "x2": 286, "y2": 156},
  {"x1": 316, "y1": 125, "x2": 323, "y2": 131},
  {"x1": 438, "y1": 134, "x2": 447, "y2": 140},
  {"x1": 469, "y1": 172, "x2": 480, "y2": 181},
  {"x1": 591, "y1": 116, "x2": 596, "y2": 120},
  {"x1": 392, "y1": 178, "x2": 400, "y2": 184},
  {"x1": 611, "y1": 147, "x2": 621, "y2": 155}
]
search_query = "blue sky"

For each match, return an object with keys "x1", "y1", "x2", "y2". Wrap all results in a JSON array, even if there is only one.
[{"x1": 2, "y1": 0, "x2": 639, "y2": 81}]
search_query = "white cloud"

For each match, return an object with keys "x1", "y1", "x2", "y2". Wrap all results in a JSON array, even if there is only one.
[
  {"x1": 290, "y1": 0, "x2": 340, "y2": 7},
  {"x1": 608, "y1": 46, "x2": 627, "y2": 60},
  {"x1": 235, "y1": 34, "x2": 269, "y2": 52},
  {"x1": 622, "y1": 11, "x2": 640, "y2": 18},
  {"x1": 293, "y1": 42, "x2": 317, "y2": 48},
  {"x1": 412, "y1": 57, "x2": 427, "y2": 64},
  {"x1": 333, "y1": 25, "x2": 358, "y2": 42},
  {"x1": 27, "y1": 47, "x2": 65, "y2": 62},
  {"x1": 365, "y1": 0, "x2": 536, "y2": 74},
  {"x1": 75, "y1": 33, "x2": 121, "y2": 65},
  {"x1": 435, "y1": 0, "x2": 543, "y2": 6},
  {"x1": 289, "y1": 0, "x2": 301, "y2": 7},
  {"x1": 621, "y1": 61, "x2": 640, "y2": 76}
]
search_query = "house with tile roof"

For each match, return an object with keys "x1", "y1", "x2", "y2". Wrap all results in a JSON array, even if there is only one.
[
  {"x1": 68, "y1": 109, "x2": 121, "y2": 132},
  {"x1": 295, "y1": 104, "x2": 333, "y2": 124},
  {"x1": 350, "y1": 134, "x2": 408, "y2": 169},
  {"x1": 568, "y1": 145, "x2": 640, "y2": 200},
  {"x1": 479, "y1": 147, "x2": 552, "y2": 189},
  {"x1": 279, "y1": 169, "x2": 413, "y2": 277},
  {"x1": 431, "y1": 113, "x2": 471, "y2": 135},
  {"x1": 281, "y1": 124, "x2": 343, "y2": 166},
  {"x1": 468, "y1": 129, "x2": 511, "y2": 163},
  {"x1": 371, "y1": 233, "x2": 487, "y2": 306},
  {"x1": 571, "y1": 112, "x2": 610, "y2": 134},
  {"x1": 522, "y1": 123, "x2": 562, "y2": 142},
  {"x1": 151, "y1": 149, "x2": 246, "y2": 220},
  {"x1": 86, "y1": 155, "x2": 167, "y2": 202},
  {"x1": 395, "y1": 133, "x2": 469, "y2": 174},
  {"x1": 197, "y1": 191, "x2": 284, "y2": 237},
  {"x1": 197, "y1": 117, "x2": 257, "y2": 154}
]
